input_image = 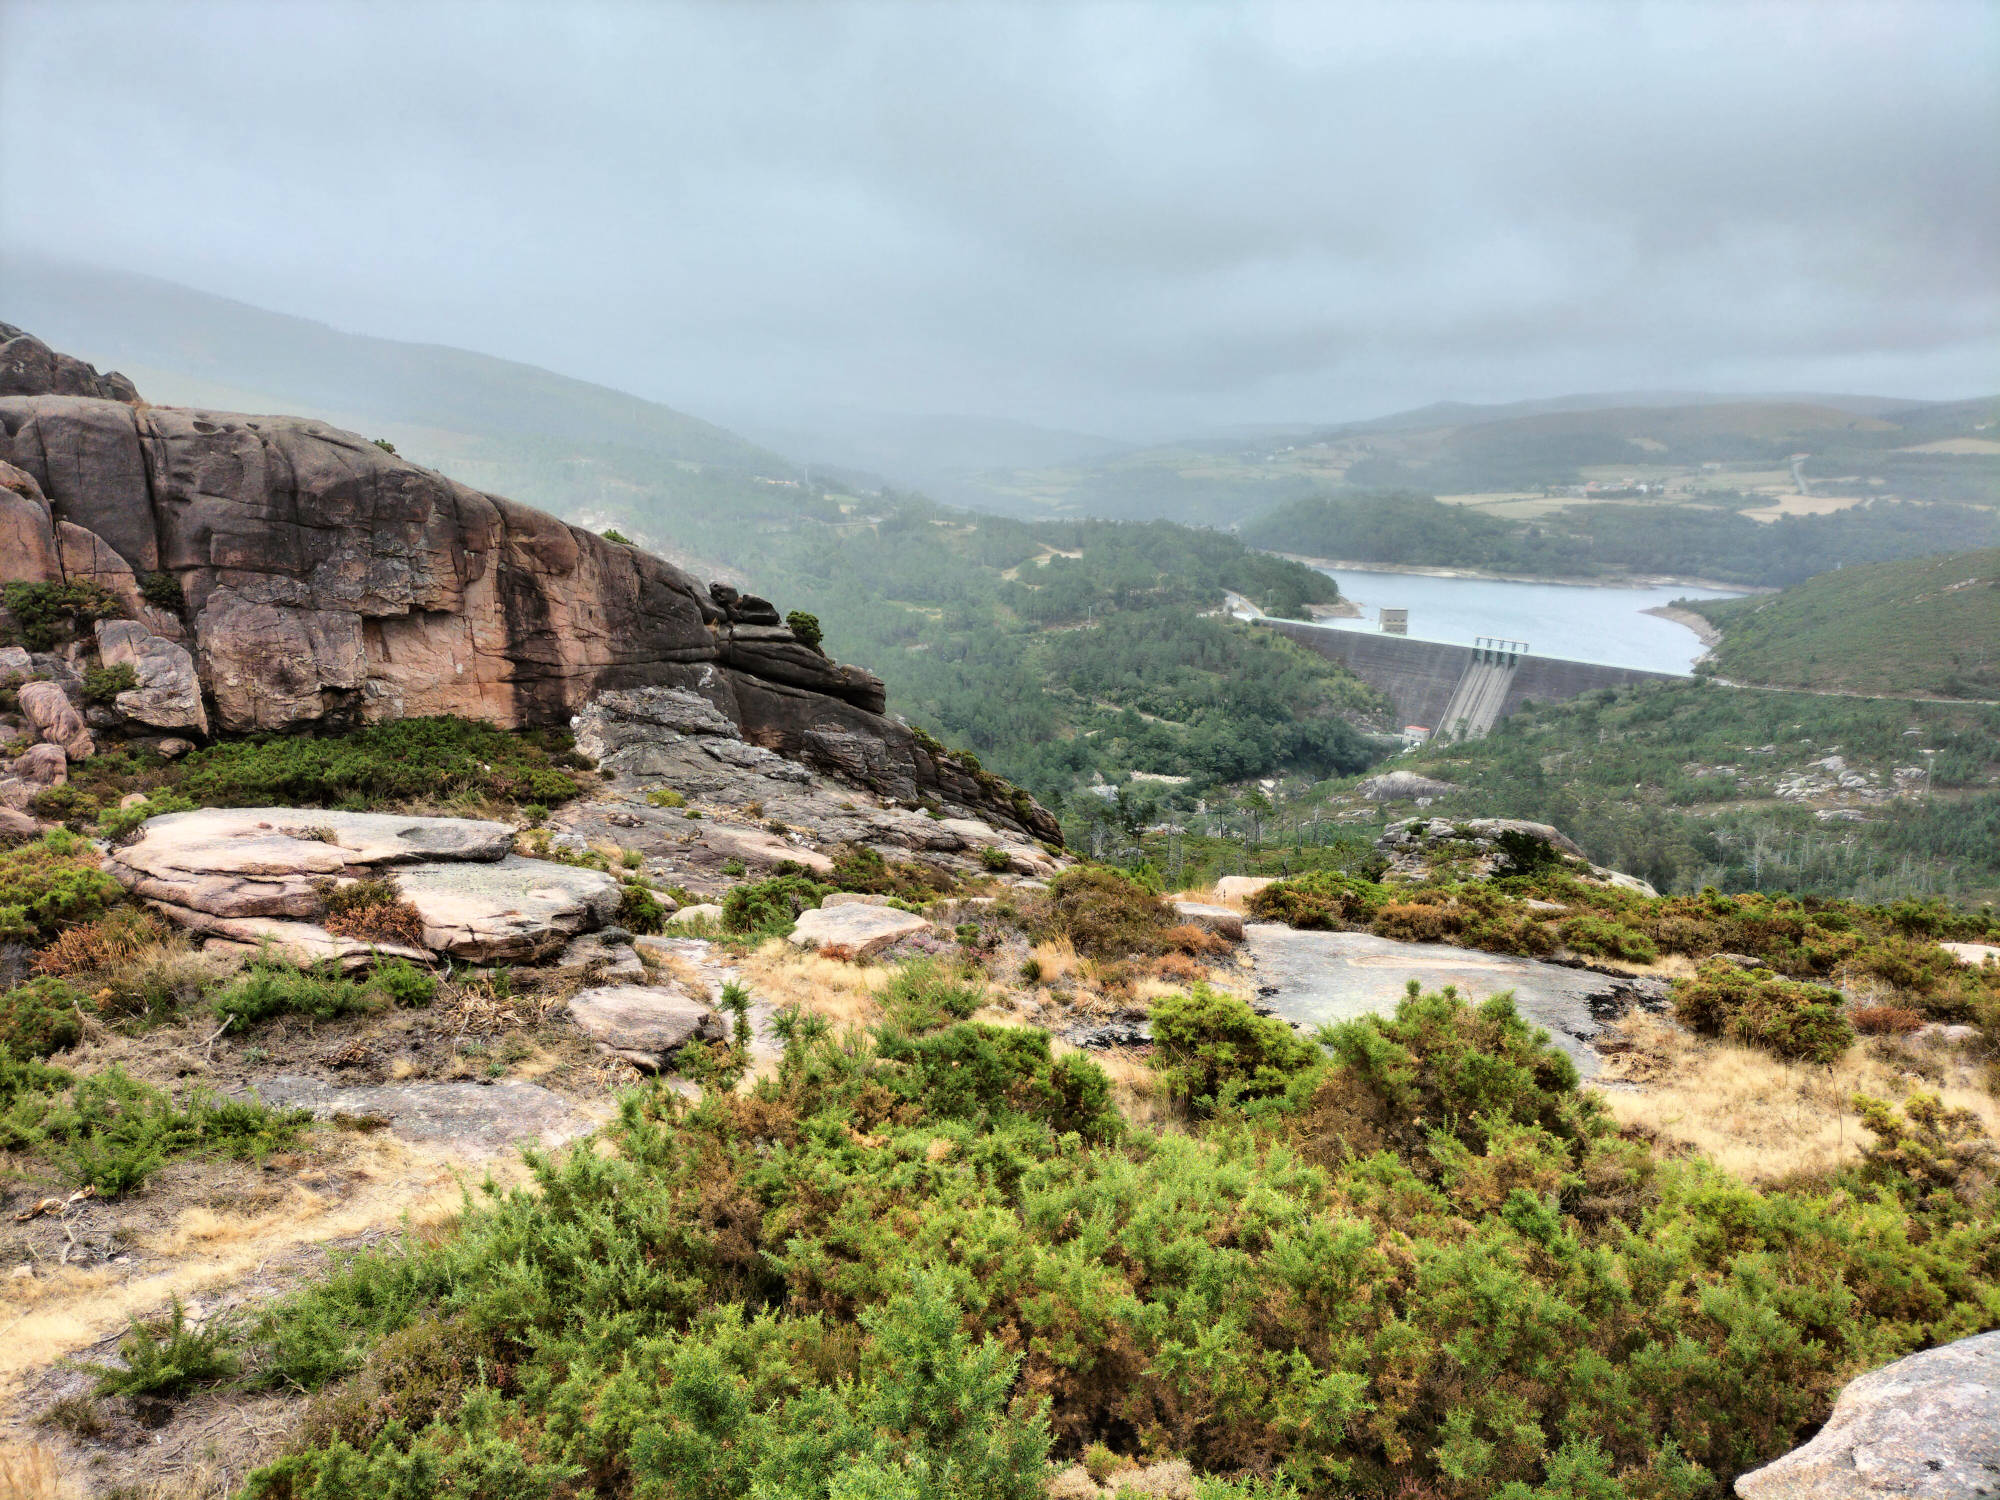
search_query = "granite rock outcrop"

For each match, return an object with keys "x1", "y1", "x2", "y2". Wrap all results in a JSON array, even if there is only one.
[{"x1": 0, "y1": 326, "x2": 1057, "y2": 841}]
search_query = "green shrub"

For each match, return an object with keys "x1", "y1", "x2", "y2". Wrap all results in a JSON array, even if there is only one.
[
  {"x1": 373, "y1": 959, "x2": 438, "y2": 1009},
  {"x1": 1249, "y1": 869, "x2": 1386, "y2": 929},
  {"x1": 785, "y1": 609, "x2": 825, "y2": 654},
  {"x1": 601, "y1": 528, "x2": 633, "y2": 545},
  {"x1": 1037, "y1": 865, "x2": 1172, "y2": 959},
  {"x1": 721, "y1": 872, "x2": 830, "y2": 936},
  {"x1": 619, "y1": 883, "x2": 667, "y2": 935},
  {"x1": 1671, "y1": 962, "x2": 1854, "y2": 1063},
  {"x1": 209, "y1": 963, "x2": 391, "y2": 1030},
  {"x1": 87, "y1": 1297, "x2": 239, "y2": 1398},
  {"x1": 2, "y1": 579, "x2": 125, "y2": 650},
  {"x1": 82, "y1": 662, "x2": 138, "y2": 704},
  {"x1": 830, "y1": 842, "x2": 958, "y2": 901},
  {"x1": 1558, "y1": 913, "x2": 1659, "y2": 963},
  {"x1": 0, "y1": 829, "x2": 124, "y2": 944},
  {"x1": 139, "y1": 571, "x2": 186, "y2": 612},
  {"x1": 96, "y1": 789, "x2": 197, "y2": 841},
  {"x1": 174, "y1": 717, "x2": 583, "y2": 810},
  {"x1": 978, "y1": 845, "x2": 1012, "y2": 873},
  {"x1": 645, "y1": 787, "x2": 687, "y2": 808},
  {"x1": 1150, "y1": 983, "x2": 1320, "y2": 1116},
  {"x1": 1, "y1": 1065, "x2": 310, "y2": 1194},
  {"x1": 0, "y1": 976, "x2": 88, "y2": 1060},
  {"x1": 881, "y1": 959, "x2": 984, "y2": 1031}
]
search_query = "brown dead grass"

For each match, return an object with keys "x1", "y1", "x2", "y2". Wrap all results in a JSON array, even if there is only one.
[{"x1": 1596, "y1": 1014, "x2": 2000, "y2": 1182}]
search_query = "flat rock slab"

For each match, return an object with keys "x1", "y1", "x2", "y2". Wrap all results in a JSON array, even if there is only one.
[
  {"x1": 1242, "y1": 924, "x2": 1670, "y2": 1078},
  {"x1": 110, "y1": 807, "x2": 514, "y2": 920},
  {"x1": 1172, "y1": 901, "x2": 1246, "y2": 942},
  {"x1": 397, "y1": 855, "x2": 621, "y2": 960},
  {"x1": 568, "y1": 983, "x2": 725, "y2": 1069},
  {"x1": 252, "y1": 1076, "x2": 592, "y2": 1156},
  {"x1": 1735, "y1": 1330, "x2": 1998, "y2": 1500},
  {"x1": 161, "y1": 906, "x2": 429, "y2": 968},
  {"x1": 790, "y1": 903, "x2": 931, "y2": 958},
  {"x1": 1942, "y1": 941, "x2": 1999, "y2": 968}
]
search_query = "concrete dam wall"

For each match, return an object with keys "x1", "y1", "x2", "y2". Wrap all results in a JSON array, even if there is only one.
[{"x1": 1259, "y1": 619, "x2": 1682, "y2": 739}]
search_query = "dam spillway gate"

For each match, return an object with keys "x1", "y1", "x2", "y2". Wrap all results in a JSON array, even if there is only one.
[{"x1": 1257, "y1": 620, "x2": 1683, "y2": 743}]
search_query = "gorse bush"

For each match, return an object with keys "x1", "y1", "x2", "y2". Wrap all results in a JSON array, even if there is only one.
[
  {"x1": 721, "y1": 872, "x2": 830, "y2": 936},
  {"x1": 1036, "y1": 865, "x2": 1172, "y2": 959},
  {"x1": 1149, "y1": 983, "x2": 1318, "y2": 1116},
  {"x1": 0, "y1": 976, "x2": 87, "y2": 1061},
  {"x1": 2, "y1": 579, "x2": 125, "y2": 650},
  {"x1": 1672, "y1": 962, "x2": 1854, "y2": 1064},
  {"x1": 173, "y1": 717, "x2": 584, "y2": 811},
  {"x1": 81, "y1": 662, "x2": 138, "y2": 704},
  {"x1": 1, "y1": 1063, "x2": 310, "y2": 1194},
  {"x1": 88, "y1": 1296, "x2": 240, "y2": 1398},
  {"x1": 235, "y1": 982, "x2": 1999, "y2": 1498},
  {"x1": 209, "y1": 959, "x2": 433, "y2": 1030},
  {"x1": 0, "y1": 829, "x2": 124, "y2": 944},
  {"x1": 1247, "y1": 869, "x2": 1384, "y2": 929}
]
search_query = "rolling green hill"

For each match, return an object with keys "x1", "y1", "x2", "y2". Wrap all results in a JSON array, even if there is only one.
[{"x1": 1690, "y1": 548, "x2": 2000, "y2": 698}]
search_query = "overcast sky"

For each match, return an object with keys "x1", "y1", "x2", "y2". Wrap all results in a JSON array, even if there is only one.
[{"x1": 2, "y1": 0, "x2": 1995, "y2": 438}]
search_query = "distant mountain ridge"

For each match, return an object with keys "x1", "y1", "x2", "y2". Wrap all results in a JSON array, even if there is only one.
[{"x1": 0, "y1": 254, "x2": 791, "y2": 474}]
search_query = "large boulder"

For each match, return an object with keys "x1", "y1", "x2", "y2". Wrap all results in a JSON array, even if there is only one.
[
  {"x1": 788, "y1": 902, "x2": 931, "y2": 958},
  {"x1": 1375, "y1": 816, "x2": 1656, "y2": 894},
  {"x1": 95, "y1": 619, "x2": 207, "y2": 733},
  {"x1": 17, "y1": 679, "x2": 92, "y2": 761},
  {"x1": 107, "y1": 807, "x2": 514, "y2": 921},
  {"x1": 1735, "y1": 1331, "x2": 1998, "y2": 1500},
  {"x1": 568, "y1": 983, "x2": 726, "y2": 1069},
  {"x1": 395, "y1": 855, "x2": 622, "y2": 960},
  {"x1": 1355, "y1": 770, "x2": 1464, "y2": 802}
]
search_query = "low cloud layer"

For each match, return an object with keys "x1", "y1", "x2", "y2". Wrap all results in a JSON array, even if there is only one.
[{"x1": 3, "y1": 1, "x2": 1994, "y2": 435}]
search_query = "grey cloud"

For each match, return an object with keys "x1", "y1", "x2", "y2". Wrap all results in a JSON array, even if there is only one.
[{"x1": 1, "y1": 0, "x2": 1993, "y2": 435}]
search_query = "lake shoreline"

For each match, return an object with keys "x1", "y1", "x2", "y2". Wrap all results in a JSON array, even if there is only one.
[
  {"x1": 1270, "y1": 551, "x2": 1774, "y2": 595},
  {"x1": 1643, "y1": 604, "x2": 1722, "y2": 649}
]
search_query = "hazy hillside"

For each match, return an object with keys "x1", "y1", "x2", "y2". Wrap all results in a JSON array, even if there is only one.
[
  {"x1": 1, "y1": 254, "x2": 791, "y2": 474},
  {"x1": 952, "y1": 393, "x2": 2000, "y2": 527},
  {"x1": 1690, "y1": 548, "x2": 2000, "y2": 698}
]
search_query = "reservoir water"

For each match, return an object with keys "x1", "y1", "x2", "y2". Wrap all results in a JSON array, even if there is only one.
[{"x1": 1310, "y1": 567, "x2": 1744, "y2": 674}]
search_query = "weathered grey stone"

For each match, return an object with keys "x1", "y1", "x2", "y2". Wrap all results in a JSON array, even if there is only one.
[
  {"x1": 0, "y1": 806, "x2": 41, "y2": 839},
  {"x1": 789, "y1": 903, "x2": 931, "y2": 958},
  {"x1": 252, "y1": 1076, "x2": 592, "y2": 1155},
  {"x1": 0, "y1": 645, "x2": 33, "y2": 678},
  {"x1": 1171, "y1": 901, "x2": 1246, "y2": 942},
  {"x1": 558, "y1": 931, "x2": 645, "y2": 979},
  {"x1": 1242, "y1": 925, "x2": 1672, "y2": 1078},
  {"x1": 95, "y1": 618, "x2": 208, "y2": 732},
  {"x1": 108, "y1": 807, "x2": 517, "y2": 926},
  {"x1": 155, "y1": 736, "x2": 193, "y2": 759},
  {"x1": 395, "y1": 855, "x2": 622, "y2": 960},
  {"x1": 18, "y1": 679, "x2": 91, "y2": 760},
  {"x1": 568, "y1": 983, "x2": 726, "y2": 1068},
  {"x1": 822, "y1": 891, "x2": 892, "y2": 908},
  {"x1": 667, "y1": 903, "x2": 725, "y2": 929},
  {"x1": 1356, "y1": 770, "x2": 1465, "y2": 802},
  {"x1": 1735, "y1": 1331, "x2": 1998, "y2": 1500}
]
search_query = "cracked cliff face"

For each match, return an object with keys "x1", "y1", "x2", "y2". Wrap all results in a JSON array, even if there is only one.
[{"x1": 0, "y1": 324, "x2": 1059, "y2": 842}]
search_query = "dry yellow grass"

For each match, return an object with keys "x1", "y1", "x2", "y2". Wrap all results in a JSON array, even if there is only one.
[
  {"x1": 1595, "y1": 1015, "x2": 2000, "y2": 1183},
  {"x1": 0, "y1": 1442, "x2": 63, "y2": 1500},
  {"x1": 0, "y1": 1133, "x2": 516, "y2": 1410},
  {"x1": 738, "y1": 941, "x2": 890, "y2": 1029},
  {"x1": 1027, "y1": 937, "x2": 1080, "y2": 984}
]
